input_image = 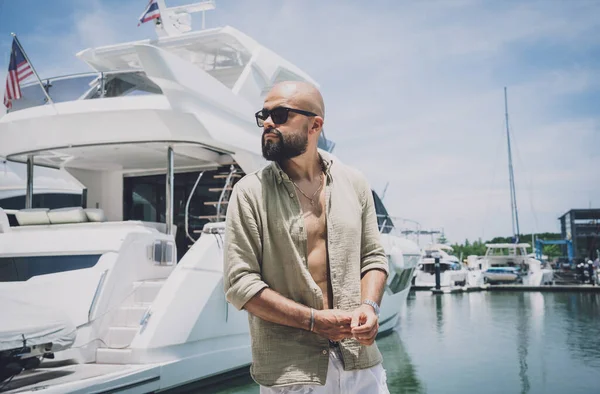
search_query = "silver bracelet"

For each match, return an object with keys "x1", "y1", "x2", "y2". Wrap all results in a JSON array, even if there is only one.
[{"x1": 309, "y1": 308, "x2": 315, "y2": 332}]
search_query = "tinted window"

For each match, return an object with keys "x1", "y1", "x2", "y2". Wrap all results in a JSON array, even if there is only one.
[
  {"x1": 0, "y1": 255, "x2": 101, "y2": 282},
  {"x1": 0, "y1": 193, "x2": 83, "y2": 210},
  {"x1": 371, "y1": 190, "x2": 394, "y2": 234}
]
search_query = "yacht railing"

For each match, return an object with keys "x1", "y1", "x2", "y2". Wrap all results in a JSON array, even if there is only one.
[
  {"x1": 184, "y1": 171, "x2": 205, "y2": 243},
  {"x1": 376, "y1": 214, "x2": 422, "y2": 238},
  {"x1": 216, "y1": 165, "x2": 237, "y2": 221},
  {"x1": 8, "y1": 69, "x2": 162, "y2": 112},
  {"x1": 88, "y1": 269, "x2": 108, "y2": 322}
]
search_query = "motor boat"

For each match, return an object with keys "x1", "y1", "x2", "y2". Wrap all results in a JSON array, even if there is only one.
[
  {"x1": 479, "y1": 243, "x2": 554, "y2": 286},
  {"x1": 412, "y1": 244, "x2": 469, "y2": 288},
  {"x1": 0, "y1": 1, "x2": 419, "y2": 392}
]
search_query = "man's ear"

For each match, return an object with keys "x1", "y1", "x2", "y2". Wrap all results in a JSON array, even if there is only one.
[{"x1": 310, "y1": 116, "x2": 324, "y2": 134}]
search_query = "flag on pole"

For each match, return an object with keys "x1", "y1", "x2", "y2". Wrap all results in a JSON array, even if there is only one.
[
  {"x1": 138, "y1": 0, "x2": 161, "y2": 26},
  {"x1": 3, "y1": 37, "x2": 34, "y2": 109}
]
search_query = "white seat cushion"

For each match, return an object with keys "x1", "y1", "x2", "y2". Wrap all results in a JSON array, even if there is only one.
[
  {"x1": 15, "y1": 208, "x2": 51, "y2": 226},
  {"x1": 48, "y1": 207, "x2": 88, "y2": 224},
  {"x1": 84, "y1": 208, "x2": 106, "y2": 222},
  {"x1": 0, "y1": 208, "x2": 10, "y2": 233}
]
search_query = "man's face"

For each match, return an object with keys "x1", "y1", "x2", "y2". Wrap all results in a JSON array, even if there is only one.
[{"x1": 260, "y1": 91, "x2": 311, "y2": 162}]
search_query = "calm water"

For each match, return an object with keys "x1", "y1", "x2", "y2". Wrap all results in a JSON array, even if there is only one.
[{"x1": 201, "y1": 291, "x2": 600, "y2": 394}]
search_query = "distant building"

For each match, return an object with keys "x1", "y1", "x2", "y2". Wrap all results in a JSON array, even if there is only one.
[{"x1": 559, "y1": 209, "x2": 600, "y2": 260}]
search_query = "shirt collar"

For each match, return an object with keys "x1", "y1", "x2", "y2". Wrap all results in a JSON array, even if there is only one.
[{"x1": 271, "y1": 149, "x2": 333, "y2": 184}]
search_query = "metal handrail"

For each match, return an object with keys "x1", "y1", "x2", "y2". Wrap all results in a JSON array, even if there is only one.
[
  {"x1": 216, "y1": 165, "x2": 237, "y2": 221},
  {"x1": 88, "y1": 269, "x2": 108, "y2": 322},
  {"x1": 184, "y1": 171, "x2": 205, "y2": 243},
  {"x1": 19, "y1": 69, "x2": 147, "y2": 89}
]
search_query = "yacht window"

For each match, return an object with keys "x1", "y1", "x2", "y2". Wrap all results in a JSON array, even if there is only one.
[
  {"x1": 7, "y1": 71, "x2": 163, "y2": 113},
  {"x1": 372, "y1": 191, "x2": 394, "y2": 234},
  {"x1": 9, "y1": 74, "x2": 100, "y2": 111},
  {"x1": 91, "y1": 72, "x2": 163, "y2": 98},
  {"x1": 0, "y1": 254, "x2": 101, "y2": 282}
]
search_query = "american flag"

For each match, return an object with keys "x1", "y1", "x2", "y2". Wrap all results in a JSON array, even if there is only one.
[
  {"x1": 138, "y1": 0, "x2": 161, "y2": 25},
  {"x1": 3, "y1": 38, "x2": 33, "y2": 109}
]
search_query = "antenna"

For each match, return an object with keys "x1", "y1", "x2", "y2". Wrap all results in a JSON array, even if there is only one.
[
  {"x1": 153, "y1": 0, "x2": 216, "y2": 37},
  {"x1": 381, "y1": 182, "x2": 390, "y2": 201},
  {"x1": 504, "y1": 87, "x2": 520, "y2": 243}
]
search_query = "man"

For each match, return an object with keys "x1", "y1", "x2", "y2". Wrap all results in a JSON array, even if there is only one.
[
  {"x1": 223, "y1": 81, "x2": 390, "y2": 393},
  {"x1": 587, "y1": 259, "x2": 596, "y2": 286}
]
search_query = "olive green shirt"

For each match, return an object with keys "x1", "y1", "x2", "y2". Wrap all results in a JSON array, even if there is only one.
[{"x1": 223, "y1": 150, "x2": 389, "y2": 387}]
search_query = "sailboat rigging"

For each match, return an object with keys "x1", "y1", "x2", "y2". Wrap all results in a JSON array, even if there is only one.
[{"x1": 504, "y1": 87, "x2": 521, "y2": 243}]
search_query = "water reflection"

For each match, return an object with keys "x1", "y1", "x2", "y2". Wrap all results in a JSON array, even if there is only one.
[
  {"x1": 561, "y1": 293, "x2": 600, "y2": 367},
  {"x1": 434, "y1": 294, "x2": 444, "y2": 337},
  {"x1": 516, "y1": 294, "x2": 530, "y2": 394},
  {"x1": 378, "y1": 331, "x2": 426, "y2": 394}
]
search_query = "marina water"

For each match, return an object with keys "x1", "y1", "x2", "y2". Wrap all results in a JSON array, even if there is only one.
[{"x1": 205, "y1": 291, "x2": 600, "y2": 394}]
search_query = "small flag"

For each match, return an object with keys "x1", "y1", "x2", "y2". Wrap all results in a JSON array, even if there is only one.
[
  {"x1": 138, "y1": 0, "x2": 161, "y2": 26},
  {"x1": 3, "y1": 37, "x2": 33, "y2": 109}
]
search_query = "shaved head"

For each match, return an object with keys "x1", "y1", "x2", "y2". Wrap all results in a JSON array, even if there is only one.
[
  {"x1": 261, "y1": 81, "x2": 326, "y2": 162},
  {"x1": 267, "y1": 81, "x2": 325, "y2": 119}
]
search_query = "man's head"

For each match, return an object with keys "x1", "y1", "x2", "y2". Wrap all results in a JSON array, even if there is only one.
[{"x1": 256, "y1": 81, "x2": 325, "y2": 162}]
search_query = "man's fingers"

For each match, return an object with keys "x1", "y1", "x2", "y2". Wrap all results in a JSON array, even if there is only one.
[
  {"x1": 356, "y1": 326, "x2": 378, "y2": 344},
  {"x1": 352, "y1": 319, "x2": 375, "y2": 334},
  {"x1": 350, "y1": 309, "x2": 362, "y2": 329},
  {"x1": 352, "y1": 310, "x2": 378, "y2": 333}
]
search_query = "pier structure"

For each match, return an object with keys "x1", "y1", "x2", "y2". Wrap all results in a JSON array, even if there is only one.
[{"x1": 559, "y1": 209, "x2": 600, "y2": 262}]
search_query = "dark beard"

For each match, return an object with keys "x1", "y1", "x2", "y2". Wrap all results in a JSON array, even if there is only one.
[{"x1": 262, "y1": 128, "x2": 308, "y2": 162}]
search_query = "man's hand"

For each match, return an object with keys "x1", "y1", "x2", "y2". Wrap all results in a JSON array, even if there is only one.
[
  {"x1": 312, "y1": 309, "x2": 353, "y2": 342},
  {"x1": 350, "y1": 304, "x2": 379, "y2": 345}
]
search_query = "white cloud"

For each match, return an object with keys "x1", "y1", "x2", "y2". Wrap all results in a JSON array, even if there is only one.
[{"x1": 1, "y1": 0, "x2": 598, "y2": 244}]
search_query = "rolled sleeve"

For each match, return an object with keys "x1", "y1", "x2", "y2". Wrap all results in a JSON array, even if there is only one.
[
  {"x1": 359, "y1": 177, "x2": 389, "y2": 277},
  {"x1": 223, "y1": 184, "x2": 269, "y2": 310}
]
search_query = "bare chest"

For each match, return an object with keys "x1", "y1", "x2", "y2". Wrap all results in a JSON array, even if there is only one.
[{"x1": 298, "y1": 189, "x2": 327, "y2": 241}]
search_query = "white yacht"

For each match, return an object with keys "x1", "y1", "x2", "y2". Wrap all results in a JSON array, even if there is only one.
[
  {"x1": 480, "y1": 243, "x2": 554, "y2": 286},
  {"x1": 412, "y1": 244, "x2": 469, "y2": 288},
  {"x1": 0, "y1": 1, "x2": 419, "y2": 392}
]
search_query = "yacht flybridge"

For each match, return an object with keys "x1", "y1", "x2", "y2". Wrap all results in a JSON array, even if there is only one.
[{"x1": 0, "y1": 1, "x2": 419, "y2": 392}]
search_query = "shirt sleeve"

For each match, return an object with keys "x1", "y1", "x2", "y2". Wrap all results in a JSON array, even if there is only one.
[
  {"x1": 223, "y1": 184, "x2": 269, "y2": 310},
  {"x1": 359, "y1": 176, "x2": 390, "y2": 277}
]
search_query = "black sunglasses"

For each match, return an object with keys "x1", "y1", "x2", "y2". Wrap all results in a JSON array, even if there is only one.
[{"x1": 255, "y1": 106, "x2": 318, "y2": 127}]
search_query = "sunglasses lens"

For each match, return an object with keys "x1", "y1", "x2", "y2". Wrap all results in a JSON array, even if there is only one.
[
  {"x1": 256, "y1": 110, "x2": 266, "y2": 127},
  {"x1": 270, "y1": 108, "x2": 288, "y2": 124},
  {"x1": 255, "y1": 107, "x2": 290, "y2": 127}
]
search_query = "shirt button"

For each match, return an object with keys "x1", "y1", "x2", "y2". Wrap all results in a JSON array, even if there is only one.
[
  {"x1": 322, "y1": 349, "x2": 328, "y2": 355},
  {"x1": 289, "y1": 192, "x2": 294, "y2": 198}
]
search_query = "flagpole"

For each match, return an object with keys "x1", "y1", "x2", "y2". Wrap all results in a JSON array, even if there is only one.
[{"x1": 10, "y1": 32, "x2": 55, "y2": 106}]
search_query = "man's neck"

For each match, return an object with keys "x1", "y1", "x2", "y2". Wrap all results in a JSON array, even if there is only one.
[{"x1": 280, "y1": 150, "x2": 322, "y2": 183}]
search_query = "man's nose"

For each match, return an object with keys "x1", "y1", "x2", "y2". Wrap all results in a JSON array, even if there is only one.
[{"x1": 263, "y1": 115, "x2": 275, "y2": 129}]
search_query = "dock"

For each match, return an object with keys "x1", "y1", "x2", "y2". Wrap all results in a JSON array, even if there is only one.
[
  {"x1": 487, "y1": 284, "x2": 600, "y2": 293},
  {"x1": 412, "y1": 284, "x2": 600, "y2": 294}
]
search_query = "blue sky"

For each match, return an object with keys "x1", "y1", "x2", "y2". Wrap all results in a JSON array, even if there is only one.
[{"x1": 0, "y1": 0, "x2": 599, "y2": 244}]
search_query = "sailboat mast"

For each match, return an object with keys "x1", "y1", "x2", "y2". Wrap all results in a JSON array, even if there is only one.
[{"x1": 504, "y1": 87, "x2": 521, "y2": 243}]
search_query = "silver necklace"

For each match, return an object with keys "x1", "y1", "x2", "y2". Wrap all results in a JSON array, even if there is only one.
[{"x1": 292, "y1": 172, "x2": 324, "y2": 206}]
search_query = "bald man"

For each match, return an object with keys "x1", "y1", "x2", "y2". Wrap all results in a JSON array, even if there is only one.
[{"x1": 224, "y1": 81, "x2": 390, "y2": 393}]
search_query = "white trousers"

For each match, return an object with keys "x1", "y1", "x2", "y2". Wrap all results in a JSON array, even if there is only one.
[{"x1": 259, "y1": 348, "x2": 390, "y2": 394}]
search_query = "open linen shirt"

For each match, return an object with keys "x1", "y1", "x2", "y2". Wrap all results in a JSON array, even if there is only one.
[{"x1": 223, "y1": 151, "x2": 389, "y2": 387}]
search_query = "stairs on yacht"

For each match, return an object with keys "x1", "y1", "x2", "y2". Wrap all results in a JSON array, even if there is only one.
[
  {"x1": 95, "y1": 279, "x2": 165, "y2": 364},
  {"x1": 187, "y1": 164, "x2": 243, "y2": 239}
]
